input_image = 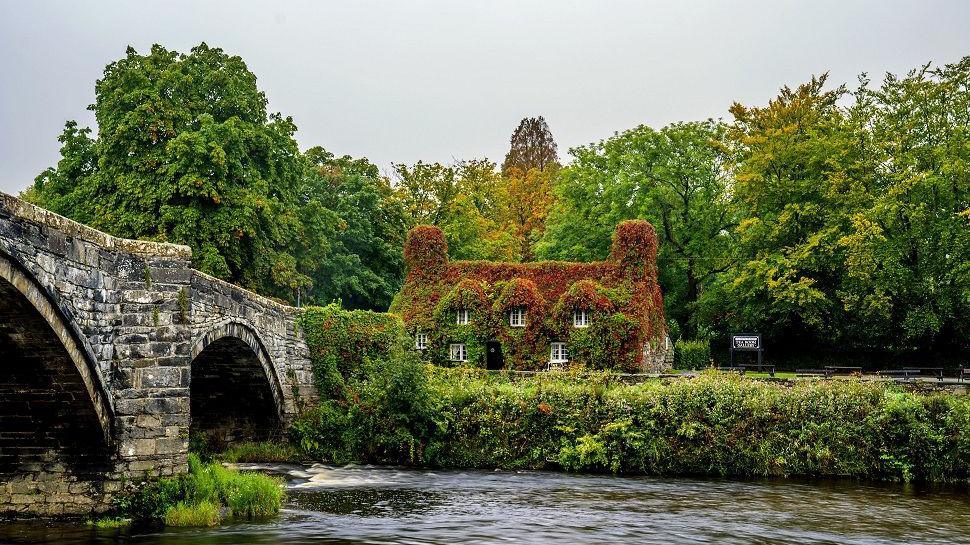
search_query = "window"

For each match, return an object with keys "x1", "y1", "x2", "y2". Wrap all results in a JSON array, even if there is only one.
[
  {"x1": 550, "y1": 342, "x2": 569, "y2": 364},
  {"x1": 456, "y1": 308, "x2": 469, "y2": 325},
  {"x1": 415, "y1": 332, "x2": 428, "y2": 350},
  {"x1": 573, "y1": 309, "x2": 590, "y2": 328},
  {"x1": 449, "y1": 343, "x2": 467, "y2": 362},
  {"x1": 509, "y1": 307, "x2": 526, "y2": 327}
]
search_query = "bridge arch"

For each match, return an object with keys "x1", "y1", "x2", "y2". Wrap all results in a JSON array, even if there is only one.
[
  {"x1": 189, "y1": 321, "x2": 286, "y2": 447},
  {"x1": 0, "y1": 250, "x2": 113, "y2": 475}
]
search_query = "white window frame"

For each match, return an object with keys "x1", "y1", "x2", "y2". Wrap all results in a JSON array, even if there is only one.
[
  {"x1": 509, "y1": 307, "x2": 526, "y2": 327},
  {"x1": 573, "y1": 309, "x2": 590, "y2": 328},
  {"x1": 415, "y1": 332, "x2": 428, "y2": 350},
  {"x1": 550, "y1": 342, "x2": 569, "y2": 364},
  {"x1": 449, "y1": 343, "x2": 467, "y2": 362},
  {"x1": 456, "y1": 308, "x2": 469, "y2": 325}
]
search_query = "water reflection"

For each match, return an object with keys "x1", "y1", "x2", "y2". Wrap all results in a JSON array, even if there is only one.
[{"x1": 2, "y1": 464, "x2": 969, "y2": 544}]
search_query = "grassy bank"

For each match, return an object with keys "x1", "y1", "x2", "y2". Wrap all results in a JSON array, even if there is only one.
[
  {"x1": 288, "y1": 366, "x2": 970, "y2": 483},
  {"x1": 108, "y1": 454, "x2": 285, "y2": 527}
]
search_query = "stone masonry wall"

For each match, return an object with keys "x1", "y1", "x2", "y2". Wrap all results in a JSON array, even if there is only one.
[{"x1": 0, "y1": 193, "x2": 314, "y2": 516}]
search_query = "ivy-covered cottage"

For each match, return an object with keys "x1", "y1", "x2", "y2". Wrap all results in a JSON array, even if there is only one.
[{"x1": 389, "y1": 220, "x2": 671, "y2": 372}]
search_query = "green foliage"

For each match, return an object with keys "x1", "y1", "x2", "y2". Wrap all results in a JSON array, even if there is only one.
[
  {"x1": 297, "y1": 303, "x2": 411, "y2": 396},
  {"x1": 290, "y1": 303, "x2": 435, "y2": 465},
  {"x1": 539, "y1": 121, "x2": 732, "y2": 338},
  {"x1": 27, "y1": 44, "x2": 405, "y2": 311},
  {"x1": 540, "y1": 58, "x2": 969, "y2": 357},
  {"x1": 300, "y1": 147, "x2": 407, "y2": 309},
  {"x1": 115, "y1": 453, "x2": 285, "y2": 526},
  {"x1": 674, "y1": 339, "x2": 711, "y2": 370},
  {"x1": 86, "y1": 517, "x2": 131, "y2": 528},
  {"x1": 28, "y1": 43, "x2": 307, "y2": 299},
  {"x1": 293, "y1": 359, "x2": 970, "y2": 482}
]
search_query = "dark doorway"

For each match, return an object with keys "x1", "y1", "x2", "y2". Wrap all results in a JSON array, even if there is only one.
[{"x1": 486, "y1": 341, "x2": 504, "y2": 370}]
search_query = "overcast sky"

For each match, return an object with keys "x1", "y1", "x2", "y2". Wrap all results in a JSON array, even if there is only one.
[{"x1": 2, "y1": 1, "x2": 969, "y2": 194}]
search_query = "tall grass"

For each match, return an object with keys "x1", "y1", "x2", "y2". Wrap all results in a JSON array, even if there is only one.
[{"x1": 120, "y1": 453, "x2": 285, "y2": 527}]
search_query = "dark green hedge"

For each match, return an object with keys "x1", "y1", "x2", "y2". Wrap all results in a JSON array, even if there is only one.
[{"x1": 290, "y1": 350, "x2": 970, "y2": 482}]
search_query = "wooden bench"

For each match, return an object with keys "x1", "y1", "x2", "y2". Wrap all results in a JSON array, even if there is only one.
[
  {"x1": 825, "y1": 366, "x2": 863, "y2": 376},
  {"x1": 877, "y1": 369, "x2": 921, "y2": 381},
  {"x1": 877, "y1": 368, "x2": 945, "y2": 382},
  {"x1": 717, "y1": 366, "x2": 746, "y2": 374},
  {"x1": 742, "y1": 364, "x2": 776, "y2": 377},
  {"x1": 960, "y1": 366, "x2": 970, "y2": 383},
  {"x1": 795, "y1": 368, "x2": 832, "y2": 378}
]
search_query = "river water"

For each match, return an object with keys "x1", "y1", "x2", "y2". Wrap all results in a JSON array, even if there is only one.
[{"x1": 2, "y1": 464, "x2": 969, "y2": 544}]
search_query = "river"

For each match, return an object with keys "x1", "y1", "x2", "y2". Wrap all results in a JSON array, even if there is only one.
[{"x1": 2, "y1": 464, "x2": 969, "y2": 544}]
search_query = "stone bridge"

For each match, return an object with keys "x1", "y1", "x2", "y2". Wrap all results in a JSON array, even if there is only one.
[{"x1": 0, "y1": 193, "x2": 316, "y2": 516}]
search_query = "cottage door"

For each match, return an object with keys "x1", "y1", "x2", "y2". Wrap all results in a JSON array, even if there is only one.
[{"x1": 486, "y1": 341, "x2": 504, "y2": 370}]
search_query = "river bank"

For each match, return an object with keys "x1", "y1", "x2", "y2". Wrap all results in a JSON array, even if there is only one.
[{"x1": 281, "y1": 365, "x2": 970, "y2": 483}]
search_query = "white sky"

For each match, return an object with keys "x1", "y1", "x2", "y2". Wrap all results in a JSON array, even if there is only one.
[{"x1": 2, "y1": 0, "x2": 969, "y2": 194}]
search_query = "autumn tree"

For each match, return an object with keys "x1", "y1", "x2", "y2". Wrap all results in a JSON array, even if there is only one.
[{"x1": 501, "y1": 116, "x2": 560, "y2": 175}]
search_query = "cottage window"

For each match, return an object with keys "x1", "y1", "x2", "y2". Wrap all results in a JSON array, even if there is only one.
[
  {"x1": 550, "y1": 342, "x2": 569, "y2": 364},
  {"x1": 415, "y1": 332, "x2": 428, "y2": 350},
  {"x1": 449, "y1": 343, "x2": 468, "y2": 362},
  {"x1": 509, "y1": 307, "x2": 526, "y2": 327},
  {"x1": 573, "y1": 309, "x2": 590, "y2": 328},
  {"x1": 456, "y1": 308, "x2": 469, "y2": 325}
]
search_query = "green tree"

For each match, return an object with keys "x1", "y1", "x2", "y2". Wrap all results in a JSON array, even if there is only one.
[
  {"x1": 300, "y1": 148, "x2": 407, "y2": 310},
  {"x1": 393, "y1": 159, "x2": 516, "y2": 261},
  {"x1": 29, "y1": 43, "x2": 307, "y2": 299},
  {"x1": 538, "y1": 121, "x2": 734, "y2": 337},
  {"x1": 839, "y1": 60, "x2": 970, "y2": 350}
]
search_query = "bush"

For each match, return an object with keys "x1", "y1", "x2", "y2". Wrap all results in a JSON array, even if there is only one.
[
  {"x1": 292, "y1": 360, "x2": 970, "y2": 483},
  {"x1": 297, "y1": 304, "x2": 410, "y2": 397},
  {"x1": 674, "y1": 339, "x2": 710, "y2": 370}
]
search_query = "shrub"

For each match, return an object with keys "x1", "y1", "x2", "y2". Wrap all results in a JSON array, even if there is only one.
[{"x1": 674, "y1": 339, "x2": 711, "y2": 370}]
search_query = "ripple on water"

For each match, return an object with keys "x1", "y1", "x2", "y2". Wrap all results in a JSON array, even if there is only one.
[{"x1": 2, "y1": 466, "x2": 969, "y2": 545}]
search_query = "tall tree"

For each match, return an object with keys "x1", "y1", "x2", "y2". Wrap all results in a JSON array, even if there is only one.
[
  {"x1": 501, "y1": 116, "x2": 560, "y2": 175},
  {"x1": 392, "y1": 159, "x2": 516, "y2": 261},
  {"x1": 29, "y1": 43, "x2": 308, "y2": 299},
  {"x1": 712, "y1": 75, "x2": 861, "y2": 345},
  {"x1": 300, "y1": 148, "x2": 407, "y2": 310},
  {"x1": 538, "y1": 121, "x2": 735, "y2": 337}
]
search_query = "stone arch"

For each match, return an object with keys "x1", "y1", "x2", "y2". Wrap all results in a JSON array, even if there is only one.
[
  {"x1": 189, "y1": 321, "x2": 286, "y2": 447},
  {"x1": 0, "y1": 250, "x2": 113, "y2": 475}
]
